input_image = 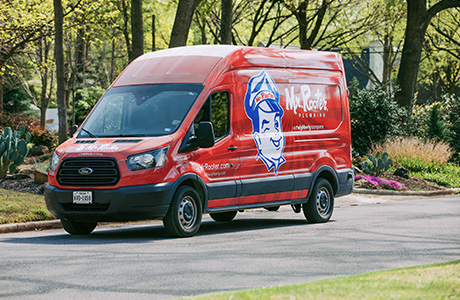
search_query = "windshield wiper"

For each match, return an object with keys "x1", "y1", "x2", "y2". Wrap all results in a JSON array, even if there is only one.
[{"x1": 81, "y1": 128, "x2": 98, "y2": 138}]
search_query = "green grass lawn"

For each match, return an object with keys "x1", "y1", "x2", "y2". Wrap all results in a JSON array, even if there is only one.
[
  {"x1": 188, "y1": 261, "x2": 460, "y2": 299},
  {"x1": 0, "y1": 188, "x2": 55, "y2": 224}
]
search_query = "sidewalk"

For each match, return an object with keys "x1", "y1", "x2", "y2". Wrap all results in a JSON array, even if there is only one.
[{"x1": 1, "y1": 188, "x2": 458, "y2": 234}]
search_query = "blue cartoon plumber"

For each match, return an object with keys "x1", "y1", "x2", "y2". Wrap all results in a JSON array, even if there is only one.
[{"x1": 245, "y1": 70, "x2": 286, "y2": 175}]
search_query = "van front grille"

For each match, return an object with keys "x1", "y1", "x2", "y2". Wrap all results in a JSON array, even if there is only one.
[{"x1": 57, "y1": 158, "x2": 120, "y2": 187}]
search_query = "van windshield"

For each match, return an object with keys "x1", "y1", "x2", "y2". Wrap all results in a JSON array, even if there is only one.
[{"x1": 78, "y1": 84, "x2": 203, "y2": 138}]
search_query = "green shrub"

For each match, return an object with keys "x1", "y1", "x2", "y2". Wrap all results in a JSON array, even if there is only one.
[
  {"x1": 412, "y1": 164, "x2": 460, "y2": 188},
  {"x1": 426, "y1": 102, "x2": 449, "y2": 143},
  {"x1": 349, "y1": 84, "x2": 401, "y2": 156},
  {"x1": 446, "y1": 95, "x2": 460, "y2": 161}
]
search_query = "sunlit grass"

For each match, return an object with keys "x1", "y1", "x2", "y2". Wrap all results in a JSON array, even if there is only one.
[
  {"x1": 0, "y1": 189, "x2": 54, "y2": 224},
  {"x1": 188, "y1": 261, "x2": 460, "y2": 300}
]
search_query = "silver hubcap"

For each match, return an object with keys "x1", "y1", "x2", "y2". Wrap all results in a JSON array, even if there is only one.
[
  {"x1": 316, "y1": 187, "x2": 331, "y2": 216},
  {"x1": 179, "y1": 196, "x2": 197, "y2": 229}
]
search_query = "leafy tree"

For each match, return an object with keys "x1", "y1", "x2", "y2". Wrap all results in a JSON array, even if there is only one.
[
  {"x1": 343, "y1": 0, "x2": 405, "y2": 91},
  {"x1": 394, "y1": 0, "x2": 460, "y2": 107}
]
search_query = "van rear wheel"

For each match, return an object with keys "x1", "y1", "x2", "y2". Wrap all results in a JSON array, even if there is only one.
[
  {"x1": 61, "y1": 219, "x2": 97, "y2": 235},
  {"x1": 209, "y1": 211, "x2": 237, "y2": 222},
  {"x1": 303, "y1": 178, "x2": 334, "y2": 223},
  {"x1": 163, "y1": 186, "x2": 202, "y2": 237}
]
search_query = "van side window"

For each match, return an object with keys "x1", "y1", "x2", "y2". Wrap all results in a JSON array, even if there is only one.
[{"x1": 194, "y1": 91, "x2": 230, "y2": 141}]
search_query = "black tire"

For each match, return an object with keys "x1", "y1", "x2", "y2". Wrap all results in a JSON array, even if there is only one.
[
  {"x1": 163, "y1": 186, "x2": 202, "y2": 237},
  {"x1": 209, "y1": 211, "x2": 237, "y2": 222},
  {"x1": 303, "y1": 178, "x2": 334, "y2": 223},
  {"x1": 264, "y1": 206, "x2": 280, "y2": 212},
  {"x1": 61, "y1": 219, "x2": 97, "y2": 235}
]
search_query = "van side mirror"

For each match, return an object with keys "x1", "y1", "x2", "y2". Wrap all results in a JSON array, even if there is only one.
[
  {"x1": 70, "y1": 125, "x2": 78, "y2": 136},
  {"x1": 196, "y1": 122, "x2": 215, "y2": 148}
]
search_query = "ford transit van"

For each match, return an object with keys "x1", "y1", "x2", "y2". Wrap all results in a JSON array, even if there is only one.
[{"x1": 44, "y1": 45, "x2": 353, "y2": 237}]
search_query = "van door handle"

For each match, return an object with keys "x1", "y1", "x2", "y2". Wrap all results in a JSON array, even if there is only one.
[{"x1": 227, "y1": 146, "x2": 238, "y2": 151}]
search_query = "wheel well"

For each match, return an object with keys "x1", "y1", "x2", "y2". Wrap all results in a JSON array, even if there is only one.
[
  {"x1": 179, "y1": 179, "x2": 206, "y2": 209},
  {"x1": 316, "y1": 170, "x2": 338, "y2": 195}
]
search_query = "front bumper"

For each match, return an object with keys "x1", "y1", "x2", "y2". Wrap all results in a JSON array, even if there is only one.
[{"x1": 44, "y1": 182, "x2": 173, "y2": 222}]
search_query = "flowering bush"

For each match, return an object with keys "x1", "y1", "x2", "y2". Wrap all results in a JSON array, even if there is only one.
[
  {"x1": 28, "y1": 126, "x2": 58, "y2": 151},
  {"x1": 0, "y1": 111, "x2": 38, "y2": 132},
  {"x1": 354, "y1": 175, "x2": 407, "y2": 190},
  {"x1": 0, "y1": 112, "x2": 57, "y2": 151}
]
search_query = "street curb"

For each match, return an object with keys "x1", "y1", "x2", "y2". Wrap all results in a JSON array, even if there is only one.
[
  {"x1": 353, "y1": 187, "x2": 460, "y2": 197},
  {"x1": 0, "y1": 220, "x2": 61, "y2": 234}
]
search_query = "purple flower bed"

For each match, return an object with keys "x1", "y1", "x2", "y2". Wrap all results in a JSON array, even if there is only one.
[{"x1": 354, "y1": 175, "x2": 407, "y2": 190}]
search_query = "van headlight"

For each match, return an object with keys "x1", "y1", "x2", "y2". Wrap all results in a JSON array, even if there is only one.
[
  {"x1": 49, "y1": 152, "x2": 61, "y2": 171},
  {"x1": 127, "y1": 147, "x2": 169, "y2": 171}
]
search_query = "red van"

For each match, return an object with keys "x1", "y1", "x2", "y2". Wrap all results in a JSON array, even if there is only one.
[{"x1": 44, "y1": 45, "x2": 353, "y2": 237}]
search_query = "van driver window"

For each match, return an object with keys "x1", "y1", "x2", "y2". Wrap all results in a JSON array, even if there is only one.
[{"x1": 194, "y1": 91, "x2": 230, "y2": 141}]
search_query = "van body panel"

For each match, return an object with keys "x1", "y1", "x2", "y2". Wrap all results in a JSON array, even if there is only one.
[{"x1": 44, "y1": 45, "x2": 353, "y2": 234}]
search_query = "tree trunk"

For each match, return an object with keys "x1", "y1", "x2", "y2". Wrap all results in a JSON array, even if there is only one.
[
  {"x1": 220, "y1": 0, "x2": 232, "y2": 44},
  {"x1": 130, "y1": 0, "x2": 144, "y2": 62},
  {"x1": 395, "y1": 0, "x2": 460, "y2": 106},
  {"x1": 169, "y1": 0, "x2": 202, "y2": 48},
  {"x1": 121, "y1": 0, "x2": 132, "y2": 61},
  {"x1": 111, "y1": 27, "x2": 115, "y2": 82},
  {"x1": 152, "y1": 14, "x2": 156, "y2": 51},
  {"x1": 54, "y1": 0, "x2": 67, "y2": 144},
  {"x1": 74, "y1": 27, "x2": 85, "y2": 103},
  {"x1": 0, "y1": 74, "x2": 3, "y2": 111},
  {"x1": 296, "y1": 1, "x2": 308, "y2": 50},
  {"x1": 39, "y1": 37, "x2": 51, "y2": 127}
]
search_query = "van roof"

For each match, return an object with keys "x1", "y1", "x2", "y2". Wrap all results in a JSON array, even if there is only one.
[{"x1": 113, "y1": 45, "x2": 343, "y2": 87}]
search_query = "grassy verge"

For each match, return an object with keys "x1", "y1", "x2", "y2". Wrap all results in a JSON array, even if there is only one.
[
  {"x1": 0, "y1": 189, "x2": 55, "y2": 224},
  {"x1": 188, "y1": 261, "x2": 460, "y2": 300}
]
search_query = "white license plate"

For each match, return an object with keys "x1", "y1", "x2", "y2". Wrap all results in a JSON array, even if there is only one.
[{"x1": 73, "y1": 191, "x2": 92, "y2": 204}]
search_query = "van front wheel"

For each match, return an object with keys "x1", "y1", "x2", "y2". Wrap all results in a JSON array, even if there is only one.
[
  {"x1": 303, "y1": 178, "x2": 334, "y2": 223},
  {"x1": 61, "y1": 219, "x2": 97, "y2": 235},
  {"x1": 163, "y1": 186, "x2": 202, "y2": 237}
]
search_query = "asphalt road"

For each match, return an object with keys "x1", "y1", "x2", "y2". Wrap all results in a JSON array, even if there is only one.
[{"x1": 0, "y1": 194, "x2": 459, "y2": 299}]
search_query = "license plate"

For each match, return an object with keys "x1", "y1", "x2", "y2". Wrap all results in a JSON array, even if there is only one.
[{"x1": 73, "y1": 191, "x2": 92, "y2": 204}]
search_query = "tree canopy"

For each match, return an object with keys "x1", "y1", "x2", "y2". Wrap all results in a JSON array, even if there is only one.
[{"x1": 1, "y1": 0, "x2": 459, "y2": 143}]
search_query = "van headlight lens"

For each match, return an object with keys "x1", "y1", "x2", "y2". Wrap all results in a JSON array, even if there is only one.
[
  {"x1": 49, "y1": 152, "x2": 61, "y2": 171},
  {"x1": 127, "y1": 147, "x2": 169, "y2": 171}
]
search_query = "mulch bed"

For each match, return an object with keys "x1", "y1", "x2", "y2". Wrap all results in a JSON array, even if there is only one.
[{"x1": 0, "y1": 176, "x2": 45, "y2": 195}]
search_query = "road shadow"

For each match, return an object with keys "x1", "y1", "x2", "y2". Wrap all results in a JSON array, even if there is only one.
[{"x1": 0, "y1": 214, "x2": 326, "y2": 245}]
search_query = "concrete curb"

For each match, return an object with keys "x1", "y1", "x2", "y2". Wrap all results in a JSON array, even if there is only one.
[
  {"x1": 353, "y1": 187, "x2": 460, "y2": 197},
  {"x1": 0, "y1": 220, "x2": 61, "y2": 234}
]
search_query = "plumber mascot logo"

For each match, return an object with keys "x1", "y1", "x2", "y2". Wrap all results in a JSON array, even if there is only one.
[{"x1": 245, "y1": 70, "x2": 286, "y2": 175}]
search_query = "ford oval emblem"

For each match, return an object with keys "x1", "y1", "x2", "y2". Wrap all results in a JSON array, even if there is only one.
[{"x1": 78, "y1": 167, "x2": 94, "y2": 176}]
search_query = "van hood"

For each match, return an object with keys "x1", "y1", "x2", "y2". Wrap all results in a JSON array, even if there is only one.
[{"x1": 58, "y1": 136, "x2": 173, "y2": 159}]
